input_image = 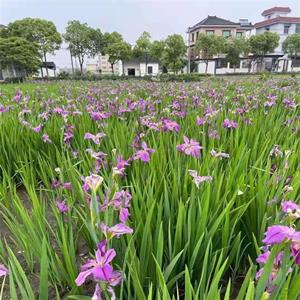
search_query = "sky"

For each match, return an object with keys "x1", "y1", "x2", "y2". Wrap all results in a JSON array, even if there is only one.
[{"x1": 1, "y1": 0, "x2": 300, "y2": 68}]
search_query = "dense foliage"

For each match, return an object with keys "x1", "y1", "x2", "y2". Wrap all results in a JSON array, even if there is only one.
[
  {"x1": 0, "y1": 77, "x2": 300, "y2": 299},
  {"x1": 0, "y1": 37, "x2": 41, "y2": 74}
]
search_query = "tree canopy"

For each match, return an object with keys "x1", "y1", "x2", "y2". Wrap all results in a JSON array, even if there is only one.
[
  {"x1": 195, "y1": 33, "x2": 225, "y2": 73},
  {"x1": 163, "y1": 34, "x2": 186, "y2": 73},
  {"x1": 4, "y1": 18, "x2": 62, "y2": 76},
  {"x1": 102, "y1": 32, "x2": 132, "y2": 73},
  {"x1": 225, "y1": 37, "x2": 250, "y2": 69},
  {"x1": 64, "y1": 20, "x2": 102, "y2": 74},
  {"x1": 0, "y1": 37, "x2": 41, "y2": 74},
  {"x1": 283, "y1": 33, "x2": 300, "y2": 66},
  {"x1": 249, "y1": 32, "x2": 279, "y2": 57},
  {"x1": 132, "y1": 31, "x2": 151, "y2": 59}
]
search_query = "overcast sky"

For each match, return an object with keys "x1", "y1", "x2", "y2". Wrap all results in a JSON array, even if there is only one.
[{"x1": 1, "y1": 0, "x2": 300, "y2": 68}]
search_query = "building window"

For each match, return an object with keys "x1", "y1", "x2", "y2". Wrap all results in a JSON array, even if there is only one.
[
  {"x1": 265, "y1": 26, "x2": 270, "y2": 31},
  {"x1": 196, "y1": 31, "x2": 199, "y2": 40},
  {"x1": 241, "y1": 59, "x2": 250, "y2": 69},
  {"x1": 206, "y1": 30, "x2": 214, "y2": 36},
  {"x1": 293, "y1": 58, "x2": 300, "y2": 68},
  {"x1": 147, "y1": 66, "x2": 153, "y2": 74},
  {"x1": 284, "y1": 24, "x2": 290, "y2": 34},
  {"x1": 236, "y1": 32, "x2": 243, "y2": 38},
  {"x1": 216, "y1": 58, "x2": 228, "y2": 69},
  {"x1": 191, "y1": 33, "x2": 194, "y2": 42},
  {"x1": 296, "y1": 24, "x2": 300, "y2": 33},
  {"x1": 222, "y1": 30, "x2": 231, "y2": 38}
]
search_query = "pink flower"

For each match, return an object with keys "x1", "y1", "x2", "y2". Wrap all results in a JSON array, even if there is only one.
[
  {"x1": 223, "y1": 119, "x2": 237, "y2": 129},
  {"x1": 112, "y1": 156, "x2": 130, "y2": 176},
  {"x1": 75, "y1": 247, "x2": 117, "y2": 286},
  {"x1": 210, "y1": 149, "x2": 229, "y2": 159},
  {"x1": 55, "y1": 200, "x2": 69, "y2": 214},
  {"x1": 90, "y1": 112, "x2": 111, "y2": 120},
  {"x1": 133, "y1": 142, "x2": 155, "y2": 163},
  {"x1": 0, "y1": 264, "x2": 9, "y2": 277},
  {"x1": 262, "y1": 225, "x2": 295, "y2": 245},
  {"x1": 177, "y1": 136, "x2": 202, "y2": 158},
  {"x1": 52, "y1": 179, "x2": 61, "y2": 189},
  {"x1": 84, "y1": 132, "x2": 106, "y2": 145},
  {"x1": 291, "y1": 232, "x2": 300, "y2": 265},
  {"x1": 42, "y1": 134, "x2": 52, "y2": 143},
  {"x1": 188, "y1": 170, "x2": 212, "y2": 188},
  {"x1": 119, "y1": 208, "x2": 130, "y2": 223},
  {"x1": 281, "y1": 201, "x2": 300, "y2": 213},
  {"x1": 63, "y1": 182, "x2": 72, "y2": 190},
  {"x1": 101, "y1": 223, "x2": 133, "y2": 239},
  {"x1": 196, "y1": 117, "x2": 206, "y2": 126},
  {"x1": 162, "y1": 119, "x2": 180, "y2": 133},
  {"x1": 256, "y1": 251, "x2": 270, "y2": 264},
  {"x1": 85, "y1": 174, "x2": 104, "y2": 192},
  {"x1": 33, "y1": 125, "x2": 42, "y2": 133}
]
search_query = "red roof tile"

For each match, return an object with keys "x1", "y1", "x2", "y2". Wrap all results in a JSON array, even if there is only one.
[
  {"x1": 262, "y1": 7, "x2": 291, "y2": 16},
  {"x1": 255, "y1": 17, "x2": 300, "y2": 28}
]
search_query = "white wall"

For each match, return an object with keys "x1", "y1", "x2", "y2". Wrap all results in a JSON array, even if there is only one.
[
  {"x1": 140, "y1": 63, "x2": 159, "y2": 76},
  {"x1": 122, "y1": 62, "x2": 159, "y2": 76},
  {"x1": 37, "y1": 68, "x2": 56, "y2": 77},
  {"x1": 197, "y1": 60, "x2": 250, "y2": 74},
  {"x1": 198, "y1": 61, "x2": 215, "y2": 74},
  {"x1": 122, "y1": 62, "x2": 141, "y2": 76}
]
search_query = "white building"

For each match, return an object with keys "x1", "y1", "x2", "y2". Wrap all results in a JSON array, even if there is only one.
[
  {"x1": 120, "y1": 59, "x2": 160, "y2": 76},
  {"x1": 253, "y1": 6, "x2": 300, "y2": 72},
  {"x1": 254, "y1": 6, "x2": 300, "y2": 55},
  {"x1": 37, "y1": 62, "x2": 57, "y2": 77},
  {"x1": 86, "y1": 54, "x2": 121, "y2": 74}
]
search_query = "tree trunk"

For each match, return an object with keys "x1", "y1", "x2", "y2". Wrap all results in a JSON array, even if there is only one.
[
  {"x1": 40, "y1": 67, "x2": 44, "y2": 78},
  {"x1": 70, "y1": 49, "x2": 74, "y2": 75},
  {"x1": 44, "y1": 52, "x2": 49, "y2": 77},
  {"x1": 111, "y1": 63, "x2": 114, "y2": 74},
  {"x1": 80, "y1": 62, "x2": 83, "y2": 75},
  {"x1": 205, "y1": 61, "x2": 208, "y2": 74}
]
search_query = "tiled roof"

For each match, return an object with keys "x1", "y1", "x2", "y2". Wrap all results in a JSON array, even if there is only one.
[
  {"x1": 255, "y1": 17, "x2": 300, "y2": 28},
  {"x1": 262, "y1": 7, "x2": 291, "y2": 16},
  {"x1": 188, "y1": 16, "x2": 253, "y2": 32},
  {"x1": 189, "y1": 16, "x2": 238, "y2": 30}
]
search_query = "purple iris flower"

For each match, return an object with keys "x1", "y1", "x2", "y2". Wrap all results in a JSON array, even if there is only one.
[
  {"x1": 133, "y1": 142, "x2": 155, "y2": 163},
  {"x1": 262, "y1": 225, "x2": 295, "y2": 245},
  {"x1": 177, "y1": 136, "x2": 202, "y2": 158}
]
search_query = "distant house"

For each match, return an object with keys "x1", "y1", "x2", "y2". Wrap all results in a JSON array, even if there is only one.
[
  {"x1": 86, "y1": 54, "x2": 121, "y2": 74},
  {"x1": 254, "y1": 7, "x2": 300, "y2": 72},
  {"x1": 187, "y1": 16, "x2": 253, "y2": 74},
  {"x1": 120, "y1": 58, "x2": 159, "y2": 76},
  {"x1": 37, "y1": 61, "x2": 57, "y2": 77}
]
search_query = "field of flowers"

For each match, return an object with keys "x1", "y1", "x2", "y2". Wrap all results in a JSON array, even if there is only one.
[{"x1": 0, "y1": 76, "x2": 300, "y2": 299}]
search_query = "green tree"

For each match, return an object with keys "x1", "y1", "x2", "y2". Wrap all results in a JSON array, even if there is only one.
[
  {"x1": 283, "y1": 33, "x2": 300, "y2": 71},
  {"x1": 133, "y1": 31, "x2": 152, "y2": 72},
  {"x1": 195, "y1": 33, "x2": 225, "y2": 73},
  {"x1": 102, "y1": 32, "x2": 132, "y2": 74},
  {"x1": 163, "y1": 34, "x2": 186, "y2": 73},
  {"x1": 64, "y1": 21, "x2": 102, "y2": 75},
  {"x1": 5, "y1": 18, "x2": 62, "y2": 76},
  {"x1": 249, "y1": 32, "x2": 279, "y2": 71},
  {"x1": 0, "y1": 37, "x2": 40, "y2": 75},
  {"x1": 225, "y1": 37, "x2": 250, "y2": 72},
  {"x1": 150, "y1": 40, "x2": 167, "y2": 72}
]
